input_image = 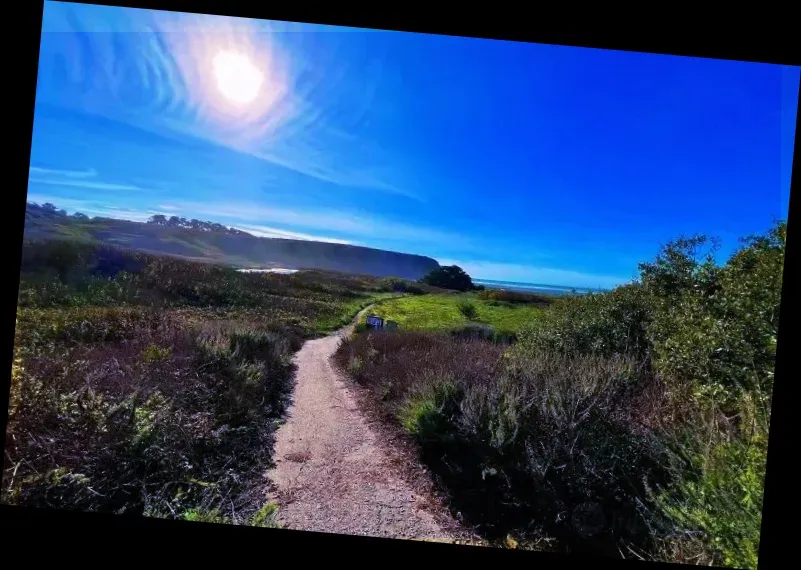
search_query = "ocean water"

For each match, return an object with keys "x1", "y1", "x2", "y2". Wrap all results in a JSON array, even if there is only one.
[{"x1": 473, "y1": 279, "x2": 607, "y2": 296}]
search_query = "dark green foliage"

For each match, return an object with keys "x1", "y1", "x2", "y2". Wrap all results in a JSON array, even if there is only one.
[
  {"x1": 405, "y1": 284, "x2": 427, "y2": 295},
  {"x1": 517, "y1": 284, "x2": 654, "y2": 360},
  {"x1": 638, "y1": 235, "x2": 721, "y2": 301},
  {"x1": 648, "y1": 223, "x2": 785, "y2": 409},
  {"x1": 374, "y1": 277, "x2": 433, "y2": 295},
  {"x1": 449, "y1": 323, "x2": 517, "y2": 345},
  {"x1": 514, "y1": 222, "x2": 785, "y2": 566},
  {"x1": 147, "y1": 213, "x2": 250, "y2": 236},
  {"x1": 421, "y1": 265, "x2": 475, "y2": 291},
  {"x1": 451, "y1": 322, "x2": 496, "y2": 341},
  {"x1": 456, "y1": 300, "x2": 478, "y2": 319},
  {"x1": 656, "y1": 430, "x2": 767, "y2": 570}
]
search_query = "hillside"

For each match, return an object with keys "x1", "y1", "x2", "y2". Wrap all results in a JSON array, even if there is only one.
[{"x1": 22, "y1": 202, "x2": 441, "y2": 280}]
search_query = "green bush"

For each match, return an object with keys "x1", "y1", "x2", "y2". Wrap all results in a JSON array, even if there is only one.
[
  {"x1": 450, "y1": 322, "x2": 496, "y2": 341},
  {"x1": 457, "y1": 300, "x2": 478, "y2": 320},
  {"x1": 250, "y1": 502, "x2": 281, "y2": 528},
  {"x1": 477, "y1": 288, "x2": 552, "y2": 305},
  {"x1": 656, "y1": 430, "x2": 767, "y2": 569},
  {"x1": 183, "y1": 508, "x2": 232, "y2": 524},
  {"x1": 517, "y1": 283, "x2": 654, "y2": 360},
  {"x1": 648, "y1": 223, "x2": 784, "y2": 410},
  {"x1": 421, "y1": 265, "x2": 475, "y2": 291},
  {"x1": 398, "y1": 377, "x2": 460, "y2": 443},
  {"x1": 511, "y1": 222, "x2": 784, "y2": 564}
]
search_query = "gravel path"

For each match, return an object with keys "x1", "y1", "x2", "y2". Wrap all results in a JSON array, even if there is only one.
[{"x1": 265, "y1": 309, "x2": 462, "y2": 540}]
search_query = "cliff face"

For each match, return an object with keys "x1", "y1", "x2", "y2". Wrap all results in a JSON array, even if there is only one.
[{"x1": 23, "y1": 205, "x2": 441, "y2": 280}]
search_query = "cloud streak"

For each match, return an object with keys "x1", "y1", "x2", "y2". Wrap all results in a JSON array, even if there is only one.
[
  {"x1": 160, "y1": 200, "x2": 468, "y2": 247},
  {"x1": 29, "y1": 166, "x2": 98, "y2": 178},
  {"x1": 233, "y1": 223, "x2": 357, "y2": 245},
  {"x1": 28, "y1": 165, "x2": 145, "y2": 192},
  {"x1": 37, "y1": 3, "x2": 420, "y2": 200}
]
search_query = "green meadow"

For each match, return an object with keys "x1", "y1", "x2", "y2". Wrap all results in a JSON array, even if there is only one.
[{"x1": 362, "y1": 292, "x2": 546, "y2": 335}]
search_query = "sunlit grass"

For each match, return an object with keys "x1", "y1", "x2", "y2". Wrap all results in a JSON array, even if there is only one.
[{"x1": 364, "y1": 292, "x2": 544, "y2": 334}]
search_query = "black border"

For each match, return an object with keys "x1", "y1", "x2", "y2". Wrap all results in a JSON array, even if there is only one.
[{"x1": 4, "y1": 2, "x2": 798, "y2": 569}]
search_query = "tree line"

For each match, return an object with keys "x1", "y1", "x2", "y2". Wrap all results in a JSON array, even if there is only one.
[
  {"x1": 25, "y1": 202, "x2": 252, "y2": 237},
  {"x1": 146, "y1": 214, "x2": 250, "y2": 236}
]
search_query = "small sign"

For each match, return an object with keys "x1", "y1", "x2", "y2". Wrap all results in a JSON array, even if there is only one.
[
  {"x1": 385, "y1": 320, "x2": 399, "y2": 330},
  {"x1": 366, "y1": 315, "x2": 384, "y2": 329}
]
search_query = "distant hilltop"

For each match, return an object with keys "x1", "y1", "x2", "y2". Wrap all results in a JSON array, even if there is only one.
[{"x1": 23, "y1": 202, "x2": 441, "y2": 280}]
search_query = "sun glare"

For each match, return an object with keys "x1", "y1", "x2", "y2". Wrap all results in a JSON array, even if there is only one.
[{"x1": 212, "y1": 50, "x2": 264, "y2": 105}]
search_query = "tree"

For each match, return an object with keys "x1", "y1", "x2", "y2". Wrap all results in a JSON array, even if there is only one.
[
  {"x1": 421, "y1": 265, "x2": 475, "y2": 292},
  {"x1": 637, "y1": 234, "x2": 720, "y2": 301},
  {"x1": 71, "y1": 212, "x2": 89, "y2": 220},
  {"x1": 148, "y1": 215, "x2": 167, "y2": 225},
  {"x1": 167, "y1": 216, "x2": 181, "y2": 227}
]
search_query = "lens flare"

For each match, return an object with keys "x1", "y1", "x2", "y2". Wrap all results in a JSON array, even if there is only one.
[{"x1": 212, "y1": 49, "x2": 264, "y2": 105}]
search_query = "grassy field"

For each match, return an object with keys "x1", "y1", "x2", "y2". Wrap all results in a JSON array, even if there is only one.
[{"x1": 362, "y1": 292, "x2": 546, "y2": 335}]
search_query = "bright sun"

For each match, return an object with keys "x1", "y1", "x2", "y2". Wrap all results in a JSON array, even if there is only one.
[{"x1": 212, "y1": 50, "x2": 264, "y2": 105}]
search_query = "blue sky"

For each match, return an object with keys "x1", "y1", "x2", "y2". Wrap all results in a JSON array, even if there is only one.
[{"x1": 28, "y1": 2, "x2": 799, "y2": 288}]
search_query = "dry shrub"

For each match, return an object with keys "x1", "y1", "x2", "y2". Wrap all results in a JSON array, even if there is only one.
[
  {"x1": 335, "y1": 331, "x2": 675, "y2": 553},
  {"x1": 4, "y1": 306, "x2": 296, "y2": 521},
  {"x1": 334, "y1": 331, "x2": 504, "y2": 414},
  {"x1": 477, "y1": 288, "x2": 554, "y2": 306}
]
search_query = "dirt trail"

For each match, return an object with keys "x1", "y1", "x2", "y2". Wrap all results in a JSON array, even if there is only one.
[{"x1": 265, "y1": 305, "x2": 461, "y2": 539}]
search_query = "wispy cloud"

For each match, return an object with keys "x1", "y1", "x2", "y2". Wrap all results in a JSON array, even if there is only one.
[
  {"x1": 28, "y1": 165, "x2": 145, "y2": 192},
  {"x1": 160, "y1": 200, "x2": 467, "y2": 247},
  {"x1": 437, "y1": 258, "x2": 632, "y2": 289},
  {"x1": 29, "y1": 166, "x2": 98, "y2": 178},
  {"x1": 37, "y1": 4, "x2": 420, "y2": 200},
  {"x1": 233, "y1": 223, "x2": 357, "y2": 245},
  {"x1": 28, "y1": 178, "x2": 145, "y2": 192}
]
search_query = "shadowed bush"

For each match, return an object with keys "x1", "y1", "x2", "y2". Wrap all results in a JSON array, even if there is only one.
[
  {"x1": 449, "y1": 323, "x2": 517, "y2": 345},
  {"x1": 477, "y1": 288, "x2": 555, "y2": 306},
  {"x1": 4, "y1": 307, "x2": 297, "y2": 520},
  {"x1": 335, "y1": 332, "x2": 672, "y2": 550}
]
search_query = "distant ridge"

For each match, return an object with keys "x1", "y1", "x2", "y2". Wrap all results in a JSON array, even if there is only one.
[{"x1": 23, "y1": 202, "x2": 441, "y2": 280}]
